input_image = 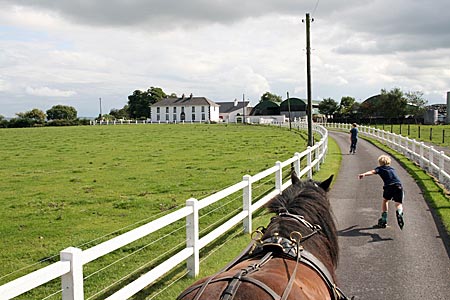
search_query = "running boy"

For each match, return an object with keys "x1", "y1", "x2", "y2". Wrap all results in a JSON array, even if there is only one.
[{"x1": 358, "y1": 155, "x2": 404, "y2": 229}]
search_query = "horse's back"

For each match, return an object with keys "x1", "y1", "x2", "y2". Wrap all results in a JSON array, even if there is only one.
[{"x1": 179, "y1": 257, "x2": 330, "y2": 300}]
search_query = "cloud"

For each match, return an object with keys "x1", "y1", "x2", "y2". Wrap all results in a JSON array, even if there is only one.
[
  {"x1": 0, "y1": 0, "x2": 449, "y2": 118},
  {"x1": 25, "y1": 86, "x2": 76, "y2": 97}
]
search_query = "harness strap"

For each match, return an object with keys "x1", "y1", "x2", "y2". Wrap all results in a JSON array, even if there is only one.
[
  {"x1": 300, "y1": 250, "x2": 350, "y2": 300},
  {"x1": 177, "y1": 242, "x2": 256, "y2": 300},
  {"x1": 177, "y1": 252, "x2": 274, "y2": 300},
  {"x1": 280, "y1": 243, "x2": 301, "y2": 300}
]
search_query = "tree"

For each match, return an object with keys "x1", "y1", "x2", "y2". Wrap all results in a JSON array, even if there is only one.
[
  {"x1": 338, "y1": 96, "x2": 356, "y2": 116},
  {"x1": 260, "y1": 92, "x2": 282, "y2": 103},
  {"x1": 318, "y1": 98, "x2": 338, "y2": 116},
  {"x1": 379, "y1": 88, "x2": 407, "y2": 122},
  {"x1": 109, "y1": 105, "x2": 130, "y2": 120},
  {"x1": 46, "y1": 105, "x2": 77, "y2": 120},
  {"x1": 405, "y1": 91, "x2": 428, "y2": 121},
  {"x1": 17, "y1": 108, "x2": 46, "y2": 124},
  {"x1": 128, "y1": 86, "x2": 167, "y2": 119}
]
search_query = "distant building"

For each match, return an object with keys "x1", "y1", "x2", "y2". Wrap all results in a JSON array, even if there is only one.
[
  {"x1": 217, "y1": 99, "x2": 251, "y2": 123},
  {"x1": 250, "y1": 98, "x2": 320, "y2": 120},
  {"x1": 150, "y1": 94, "x2": 220, "y2": 123}
]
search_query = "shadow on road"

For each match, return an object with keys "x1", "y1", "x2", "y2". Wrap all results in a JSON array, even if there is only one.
[{"x1": 338, "y1": 225, "x2": 393, "y2": 243}]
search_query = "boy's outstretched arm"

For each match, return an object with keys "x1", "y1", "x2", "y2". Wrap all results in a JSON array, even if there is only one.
[{"x1": 358, "y1": 170, "x2": 376, "y2": 179}]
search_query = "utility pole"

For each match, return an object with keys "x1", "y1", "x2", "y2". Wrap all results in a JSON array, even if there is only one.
[
  {"x1": 99, "y1": 97, "x2": 102, "y2": 120},
  {"x1": 304, "y1": 13, "x2": 314, "y2": 146},
  {"x1": 287, "y1": 91, "x2": 292, "y2": 131},
  {"x1": 242, "y1": 93, "x2": 246, "y2": 124}
]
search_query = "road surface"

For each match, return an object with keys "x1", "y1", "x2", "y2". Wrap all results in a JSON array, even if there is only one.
[{"x1": 329, "y1": 131, "x2": 450, "y2": 300}]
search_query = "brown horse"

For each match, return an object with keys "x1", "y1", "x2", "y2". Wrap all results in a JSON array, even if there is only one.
[{"x1": 177, "y1": 172, "x2": 352, "y2": 300}]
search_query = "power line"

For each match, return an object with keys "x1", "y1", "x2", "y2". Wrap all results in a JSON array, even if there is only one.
[{"x1": 312, "y1": 0, "x2": 320, "y2": 17}]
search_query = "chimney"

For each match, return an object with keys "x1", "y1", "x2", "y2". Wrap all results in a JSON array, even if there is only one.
[
  {"x1": 234, "y1": 98, "x2": 238, "y2": 106},
  {"x1": 181, "y1": 93, "x2": 185, "y2": 99},
  {"x1": 189, "y1": 93, "x2": 193, "y2": 99}
]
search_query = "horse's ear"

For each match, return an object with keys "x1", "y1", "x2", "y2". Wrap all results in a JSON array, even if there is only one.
[
  {"x1": 291, "y1": 170, "x2": 301, "y2": 185},
  {"x1": 319, "y1": 175, "x2": 334, "y2": 192}
]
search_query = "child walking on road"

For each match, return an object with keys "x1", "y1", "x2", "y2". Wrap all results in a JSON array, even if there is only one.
[
  {"x1": 358, "y1": 155, "x2": 404, "y2": 229},
  {"x1": 349, "y1": 123, "x2": 358, "y2": 154}
]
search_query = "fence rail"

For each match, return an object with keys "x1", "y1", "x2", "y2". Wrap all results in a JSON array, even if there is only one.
[
  {"x1": 325, "y1": 123, "x2": 450, "y2": 191},
  {"x1": 0, "y1": 122, "x2": 328, "y2": 300}
]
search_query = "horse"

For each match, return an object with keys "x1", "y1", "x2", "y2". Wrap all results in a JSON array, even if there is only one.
[{"x1": 177, "y1": 172, "x2": 352, "y2": 300}]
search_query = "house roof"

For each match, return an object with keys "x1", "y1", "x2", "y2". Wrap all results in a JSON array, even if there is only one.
[
  {"x1": 217, "y1": 101, "x2": 250, "y2": 114},
  {"x1": 151, "y1": 96, "x2": 219, "y2": 107}
]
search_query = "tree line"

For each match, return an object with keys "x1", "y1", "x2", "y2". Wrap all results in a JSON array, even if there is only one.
[
  {"x1": 0, "y1": 105, "x2": 86, "y2": 128},
  {"x1": 0, "y1": 86, "x2": 430, "y2": 128},
  {"x1": 318, "y1": 88, "x2": 428, "y2": 124}
]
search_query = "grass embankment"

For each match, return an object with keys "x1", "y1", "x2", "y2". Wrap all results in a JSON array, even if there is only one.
[{"x1": 0, "y1": 124, "x2": 337, "y2": 299}]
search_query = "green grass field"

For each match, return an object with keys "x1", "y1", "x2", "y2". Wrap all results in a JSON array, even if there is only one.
[
  {"x1": 0, "y1": 124, "x2": 319, "y2": 299},
  {"x1": 370, "y1": 124, "x2": 450, "y2": 147}
]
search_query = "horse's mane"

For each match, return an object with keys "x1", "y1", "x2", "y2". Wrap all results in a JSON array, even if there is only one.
[{"x1": 265, "y1": 173, "x2": 339, "y2": 268}]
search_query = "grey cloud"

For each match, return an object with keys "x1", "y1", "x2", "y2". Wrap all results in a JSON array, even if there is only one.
[{"x1": 0, "y1": 0, "x2": 323, "y2": 28}]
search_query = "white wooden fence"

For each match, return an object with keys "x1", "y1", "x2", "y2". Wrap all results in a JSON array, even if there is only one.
[
  {"x1": 325, "y1": 123, "x2": 450, "y2": 190},
  {"x1": 0, "y1": 123, "x2": 328, "y2": 300}
]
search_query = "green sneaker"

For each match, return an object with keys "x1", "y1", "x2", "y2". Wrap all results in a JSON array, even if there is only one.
[
  {"x1": 374, "y1": 218, "x2": 387, "y2": 228},
  {"x1": 396, "y1": 211, "x2": 404, "y2": 230}
]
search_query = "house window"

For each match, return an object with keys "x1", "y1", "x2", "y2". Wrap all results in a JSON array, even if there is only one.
[
  {"x1": 202, "y1": 114, "x2": 205, "y2": 121},
  {"x1": 157, "y1": 114, "x2": 160, "y2": 121},
  {"x1": 173, "y1": 114, "x2": 177, "y2": 121},
  {"x1": 157, "y1": 107, "x2": 160, "y2": 113},
  {"x1": 181, "y1": 107, "x2": 185, "y2": 113},
  {"x1": 192, "y1": 114, "x2": 196, "y2": 121},
  {"x1": 166, "y1": 107, "x2": 169, "y2": 113},
  {"x1": 201, "y1": 106, "x2": 205, "y2": 112},
  {"x1": 173, "y1": 107, "x2": 177, "y2": 113},
  {"x1": 166, "y1": 114, "x2": 169, "y2": 121},
  {"x1": 192, "y1": 106, "x2": 195, "y2": 112}
]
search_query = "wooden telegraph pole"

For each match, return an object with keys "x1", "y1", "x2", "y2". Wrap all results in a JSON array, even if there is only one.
[
  {"x1": 304, "y1": 13, "x2": 314, "y2": 146},
  {"x1": 287, "y1": 91, "x2": 292, "y2": 131}
]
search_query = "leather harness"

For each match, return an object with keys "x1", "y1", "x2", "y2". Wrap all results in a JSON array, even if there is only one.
[{"x1": 177, "y1": 213, "x2": 353, "y2": 300}]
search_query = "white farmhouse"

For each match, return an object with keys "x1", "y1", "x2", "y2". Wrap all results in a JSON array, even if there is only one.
[{"x1": 150, "y1": 94, "x2": 220, "y2": 123}]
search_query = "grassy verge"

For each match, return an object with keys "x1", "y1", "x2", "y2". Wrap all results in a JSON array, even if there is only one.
[{"x1": 146, "y1": 136, "x2": 342, "y2": 300}]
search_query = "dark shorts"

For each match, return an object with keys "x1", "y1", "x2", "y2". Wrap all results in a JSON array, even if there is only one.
[{"x1": 383, "y1": 184, "x2": 404, "y2": 203}]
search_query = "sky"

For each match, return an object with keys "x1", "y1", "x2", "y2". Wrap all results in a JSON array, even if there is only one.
[{"x1": 0, "y1": 0, "x2": 449, "y2": 118}]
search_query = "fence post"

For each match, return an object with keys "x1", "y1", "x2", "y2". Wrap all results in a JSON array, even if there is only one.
[
  {"x1": 307, "y1": 147, "x2": 312, "y2": 179},
  {"x1": 429, "y1": 146, "x2": 434, "y2": 169},
  {"x1": 243, "y1": 175, "x2": 252, "y2": 233},
  {"x1": 315, "y1": 146, "x2": 320, "y2": 172},
  {"x1": 439, "y1": 151, "x2": 445, "y2": 182},
  {"x1": 60, "y1": 247, "x2": 84, "y2": 300},
  {"x1": 186, "y1": 198, "x2": 199, "y2": 277},
  {"x1": 419, "y1": 142, "x2": 425, "y2": 168},
  {"x1": 275, "y1": 161, "x2": 282, "y2": 193},
  {"x1": 294, "y1": 152, "x2": 301, "y2": 175}
]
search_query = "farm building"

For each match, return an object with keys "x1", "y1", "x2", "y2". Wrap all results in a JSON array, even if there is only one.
[
  {"x1": 217, "y1": 99, "x2": 251, "y2": 123},
  {"x1": 150, "y1": 94, "x2": 220, "y2": 123},
  {"x1": 250, "y1": 98, "x2": 319, "y2": 120}
]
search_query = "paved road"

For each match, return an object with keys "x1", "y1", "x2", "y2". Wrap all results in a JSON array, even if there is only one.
[{"x1": 329, "y1": 131, "x2": 450, "y2": 300}]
